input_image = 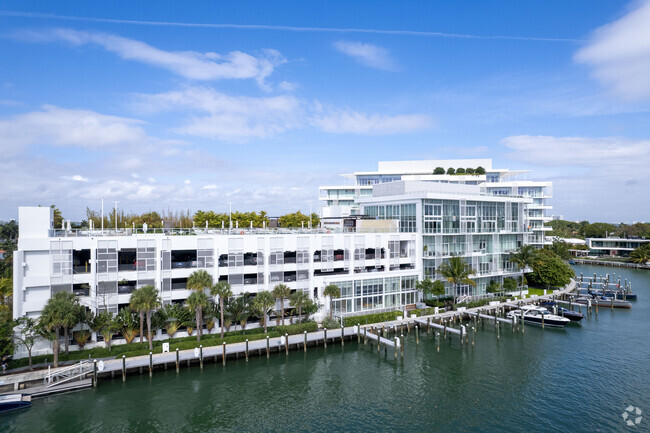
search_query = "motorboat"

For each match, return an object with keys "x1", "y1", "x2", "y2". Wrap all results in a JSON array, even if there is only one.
[
  {"x1": 539, "y1": 301, "x2": 584, "y2": 322},
  {"x1": 0, "y1": 394, "x2": 32, "y2": 413},
  {"x1": 507, "y1": 305, "x2": 571, "y2": 328},
  {"x1": 575, "y1": 295, "x2": 632, "y2": 309}
]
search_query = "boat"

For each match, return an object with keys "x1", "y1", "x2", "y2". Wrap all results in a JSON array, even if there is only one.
[
  {"x1": 539, "y1": 301, "x2": 584, "y2": 322},
  {"x1": 507, "y1": 305, "x2": 571, "y2": 328},
  {"x1": 0, "y1": 394, "x2": 32, "y2": 413},
  {"x1": 575, "y1": 295, "x2": 632, "y2": 309}
]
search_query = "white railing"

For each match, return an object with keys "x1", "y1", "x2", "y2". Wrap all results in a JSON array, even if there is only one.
[{"x1": 44, "y1": 360, "x2": 92, "y2": 388}]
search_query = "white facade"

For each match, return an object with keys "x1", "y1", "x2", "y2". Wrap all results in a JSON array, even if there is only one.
[{"x1": 319, "y1": 159, "x2": 552, "y2": 246}]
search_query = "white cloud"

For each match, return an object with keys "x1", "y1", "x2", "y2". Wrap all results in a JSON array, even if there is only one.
[
  {"x1": 202, "y1": 184, "x2": 218, "y2": 190},
  {"x1": 575, "y1": 0, "x2": 650, "y2": 100},
  {"x1": 63, "y1": 175, "x2": 89, "y2": 182},
  {"x1": 334, "y1": 41, "x2": 396, "y2": 70},
  {"x1": 22, "y1": 29, "x2": 285, "y2": 90},
  {"x1": 312, "y1": 110, "x2": 433, "y2": 135},
  {"x1": 0, "y1": 105, "x2": 147, "y2": 155},
  {"x1": 502, "y1": 135, "x2": 650, "y2": 167},
  {"x1": 133, "y1": 87, "x2": 303, "y2": 141}
]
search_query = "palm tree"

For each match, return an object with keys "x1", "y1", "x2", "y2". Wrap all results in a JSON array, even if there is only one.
[
  {"x1": 272, "y1": 284, "x2": 291, "y2": 326},
  {"x1": 89, "y1": 311, "x2": 116, "y2": 351},
  {"x1": 157, "y1": 303, "x2": 190, "y2": 338},
  {"x1": 630, "y1": 244, "x2": 650, "y2": 265},
  {"x1": 187, "y1": 269, "x2": 213, "y2": 292},
  {"x1": 227, "y1": 294, "x2": 251, "y2": 331},
  {"x1": 253, "y1": 290, "x2": 275, "y2": 333},
  {"x1": 510, "y1": 245, "x2": 537, "y2": 298},
  {"x1": 323, "y1": 284, "x2": 340, "y2": 319},
  {"x1": 138, "y1": 285, "x2": 161, "y2": 351},
  {"x1": 437, "y1": 256, "x2": 476, "y2": 306},
  {"x1": 186, "y1": 291, "x2": 209, "y2": 342},
  {"x1": 290, "y1": 290, "x2": 309, "y2": 323},
  {"x1": 210, "y1": 281, "x2": 233, "y2": 338},
  {"x1": 39, "y1": 291, "x2": 79, "y2": 367},
  {"x1": 117, "y1": 308, "x2": 140, "y2": 344},
  {"x1": 129, "y1": 288, "x2": 146, "y2": 344}
]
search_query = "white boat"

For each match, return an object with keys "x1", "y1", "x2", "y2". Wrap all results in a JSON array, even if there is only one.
[
  {"x1": 0, "y1": 393, "x2": 32, "y2": 412},
  {"x1": 507, "y1": 305, "x2": 571, "y2": 328}
]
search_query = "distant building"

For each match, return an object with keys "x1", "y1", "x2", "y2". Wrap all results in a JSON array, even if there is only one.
[{"x1": 586, "y1": 237, "x2": 650, "y2": 257}]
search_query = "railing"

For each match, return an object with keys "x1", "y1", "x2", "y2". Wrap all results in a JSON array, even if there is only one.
[{"x1": 44, "y1": 360, "x2": 92, "y2": 388}]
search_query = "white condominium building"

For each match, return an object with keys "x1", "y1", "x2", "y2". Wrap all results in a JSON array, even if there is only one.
[{"x1": 319, "y1": 159, "x2": 552, "y2": 246}]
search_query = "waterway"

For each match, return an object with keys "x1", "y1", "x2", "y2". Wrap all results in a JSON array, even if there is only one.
[{"x1": 2, "y1": 264, "x2": 649, "y2": 432}]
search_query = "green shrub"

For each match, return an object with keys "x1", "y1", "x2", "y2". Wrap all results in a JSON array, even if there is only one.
[
  {"x1": 342, "y1": 311, "x2": 402, "y2": 327},
  {"x1": 503, "y1": 277, "x2": 518, "y2": 292},
  {"x1": 321, "y1": 317, "x2": 341, "y2": 329}
]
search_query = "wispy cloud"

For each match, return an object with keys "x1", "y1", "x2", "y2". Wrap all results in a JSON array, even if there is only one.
[
  {"x1": 132, "y1": 87, "x2": 303, "y2": 141},
  {"x1": 312, "y1": 110, "x2": 433, "y2": 135},
  {"x1": 0, "y1": 105, "x2": 147, "y2": 155},
  {"x1": 0, "y1": 10, "x2": 581, "y2": 42},
  {"x1": 334, "y1": 41, "x2": 396, "y2": 70},
  {"x1": 575, "y1": 0, "x2": 650, "y2": 100},
  {"x1": 62, "y1": 175, "x2": 89, "y2": 182},
  {"x1": 16, "y1": 28, "x2": 285, "y2": 90}
]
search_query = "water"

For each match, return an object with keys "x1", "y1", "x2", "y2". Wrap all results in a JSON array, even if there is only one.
[{"x1": 2, "y1": 264, "x2": 649, "y2": 432}]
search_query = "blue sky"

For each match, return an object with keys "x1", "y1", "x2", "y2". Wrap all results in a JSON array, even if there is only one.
[{"x1": 1, "y1": 0, "x2": 649, "y2": 223}]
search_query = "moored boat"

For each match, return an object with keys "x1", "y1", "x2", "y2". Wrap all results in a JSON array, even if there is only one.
[
  {"x1": 0, "y1": 394, "x2": 32, "y2": 413},
  {"x1": 507, "y1": 306, "x2": 571, "y2": 328},
  {"x1": 539, "y1": 301, "x2": 584, "y2": 321},
  {"x1": 575, "y1": 295, "x2": 632, "y2": 309}
]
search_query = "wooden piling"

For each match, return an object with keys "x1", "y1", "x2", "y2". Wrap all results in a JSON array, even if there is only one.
[
  {"x1": 285, "y1": 333, "x2": 289, "y2": 354},
  {"x1": 246, "y1": 339, "x2": 249, "y2": 362},
  {"x1": 394, "y1": 337, "x2": 398, "y2": 360},
  {"x1": 199, "y1": 346, "x2": 203, "y2": 369},
  {"x1": 175, "y1": 348, "x2": 179, "y2": 373},
  {"x1": 340, "y1": 327, "x2": 344, "y2": 347},
  {"x1": 149, "y1": 352, "x2": 153, "y2": 377},
  {"x1": 324, "y1": 328, "x2": 328, "y2": 349},
  {"x1": 436, "y1": 332, "x2": 440, "y2": 352},
  {"x1": 93, "y1": 360, "x2": 97, "y2": 387},
  {"x1": 122, "y1": 355, "x2": 126, "y2": 382},
  {"x1": 415, "y1": 325, "x2": 419, "y2": 345},
  {"x1": 266, "y1": 336, "x2": 270, "y2": 358},
  {"x1": 304, "y1": 331, "x2": 308, "y2": 353},
  {"x1": 222, "y1": 342, "x2": 226, "y2": 366},
  {"x1": 364, "y1": 327, "x2": 367, "y2": 344}
]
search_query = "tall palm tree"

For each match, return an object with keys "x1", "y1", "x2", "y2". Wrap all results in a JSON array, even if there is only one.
[
  {"x1": 129, "y1": 288, "x2": 146, "y2": 344},
  {"x1": 510, "y1": 245, "x2": 537, "y2": 298},
  {"x1": 323, "y1": 284, "x2": 340, "y2": 319},
  {"x1": 39, "y1": 291, "x2": 79, "y2": 367},
  {"x1": 253, "y1": 290, "x2": 276, "y2": 333},
  {"x1": 437, "y1": 256, "x2": 476, "y2": 306},
  {"x1": 89, "y1": 311, "x2": 116, "y2": 351},
  {"x1": 186, "y1": 291, "x2": 209, "y2": 343},
  {"x1": 290, "y1": 290, "x2": 309, "y2": 323},
  {"x1": 187, "y1": 269, "x2": 213, "y2": 292},
  {"x1": 272, "y1": 284, "x2": 291, "y2": 326},
  {"x1": 186, "y1": 270, "x2": 213, "y2": 341},
  {"x1": 210, "y1": 281, "x2": 233, "y2": 338},
  {"x1": 138, "y1": 285, "x2": 161, "y2": 351}
]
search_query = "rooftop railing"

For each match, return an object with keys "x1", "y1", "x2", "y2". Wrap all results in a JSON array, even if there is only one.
[{"x1": 50, "y1": 226, "x2": 402, "y2": 238}]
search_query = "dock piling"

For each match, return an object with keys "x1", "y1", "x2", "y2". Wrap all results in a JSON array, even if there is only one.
[
  {"x1": 394, "y1": 337, "x2": 398, "y2": 360},
  {"x1": 364, "y1": 327, "x2": 367, "y2": 344},
  {"x1": 285, "y1": 333, "x2": 289, "y2": 354},
  {"x1": 304, "y1": 331, "x2": 308, "y2": 353},
  {"x1": 122, "y1": 355, "x2": 126, "y2": 382},
  {"x1": 222, "y1": 342, "x2": 226, "y2": 366},
  {"x1": 415, "y1": 325, "x2": 419, "y2": 345},
  {"x1": 340, "y1": 327, "x2": 344, "y2": 347},
  {"x1": 93, "y1": 359, "x2": 97, "y2": 387},
  {"x1": 246, "y1": 339, "x2": 249, "y2": 361},
  {"x1": 266, "y1": 336, "x2": 270, "y2": 358},
  {"x1": 199, "y1": 346, "x2": 203, "y2": 370},
  {"x1": 471, "y1": 327, "x2": 476, "y2": 347},
  {"x1": 436, "y1": 332, "x2": 440, "y2": 352},
  {"x1": 175, "y1": 348, "x2": 179, "y2": 373},
  {"x1": 324, "y1": 328, "x2": 328, "y2": 349},
  {"x1": 149, "y1": 352, "x2": 153, "y2": 377}
]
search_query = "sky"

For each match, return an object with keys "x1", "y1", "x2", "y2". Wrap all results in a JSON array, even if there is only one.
[{"x1": 1, "y1": 0, "x2": 649, "y2": 223}]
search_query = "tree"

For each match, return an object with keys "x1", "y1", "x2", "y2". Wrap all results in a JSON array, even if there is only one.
[
  {"x1": 548, "y1": 240, "x2": 571, "y2": 261},
  {"x1": 446, "y1": 167, "x2": 455, "y2": 175},
  {"x1": 465, "y1": 167, "x2": 475, "y2": 175},
  {"x1": 90, "y1": 311, "x2": 117, "y2": 351},
  {"x1": 253, "y1": 291, "x2": 276, "y2": 333},
  {"x1": 323, "y1": 284, "x2": 340, "y2": 319},
  {"x1": 50, "y1": 205, "x2": 64, "y2": 228},
  {"x1": 582, "y1": 222, "x2": 616, "y2": 239},
  {"x1": 437, "y1": 256, "x2": 476, "y2": 306},
  {"x1": 433, "y1": 167, "x2": 445, "y2": 175},
  {"x1": 210, "y1": 281, "x2": 233, "y2": 338},
  {"x1": 510, "y1": 245, "x2": 537, "y2": 298},
  {"x1": 227, "y1": 294, "x2": 251, "y2": 331},
  {"x1": 302, "y1": 298, "x2": 319, "y2": 322},
  {"x1": 290, "y1": 290, "x2": 310, "y2": 323},
  {"x1": 416, "y1": 278, "x2": 446, "y2": 300},
  {"x1": 157, "y1": 303, "x2": 190, "y2": 338},
  {"x1": 116, "y1": 308, "x2": 139, "y2": 344},
  {"x1": 456, "y1": 167, "x2": 466, "y2": 174},
  {"x1": 187, "y1": 270, "x2": 213, "y2": 341},
  {"x1": 186, "y1": 291, "x2": 209, "y2": 342},
  {"x1": 14, "y1": 317, "x2": 38, "y2": 369},
  {"x1": 0, "y1": 269, "x2": 12, "y2": 308},
  {"x1": 528, "y1": 248, "x2": 574, "y2": 289},
  {"x1": 475, "y1": 166, "x2": 486, "y2": 175},
  {"x1": 39, "y1": 291, "x2": 79, "y2": 367},
  {"x1": 137, "y1": 285, "x2": 160, "y2": 351},
  {"x1": 272, "y1": 284, "x2": 291, "y2": 325},
  {"x1": 0, "y1": 308, "x2": 14, "y2": 360},
  {"x1": 630, "y1": 244, "x2": 650, "y2": 265},
  {"x1": 503, "y1": 278, "x2": 518, "y2": 292},
  {"x1": 486, "y1": 280, "x2": 501, "y2": 294},
  {"x1": 278, "y1": 211, "x2": 320, "y2": 228},
  {"x1": 129, "y1": 288, "x2": 146, "y2": 345}
]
